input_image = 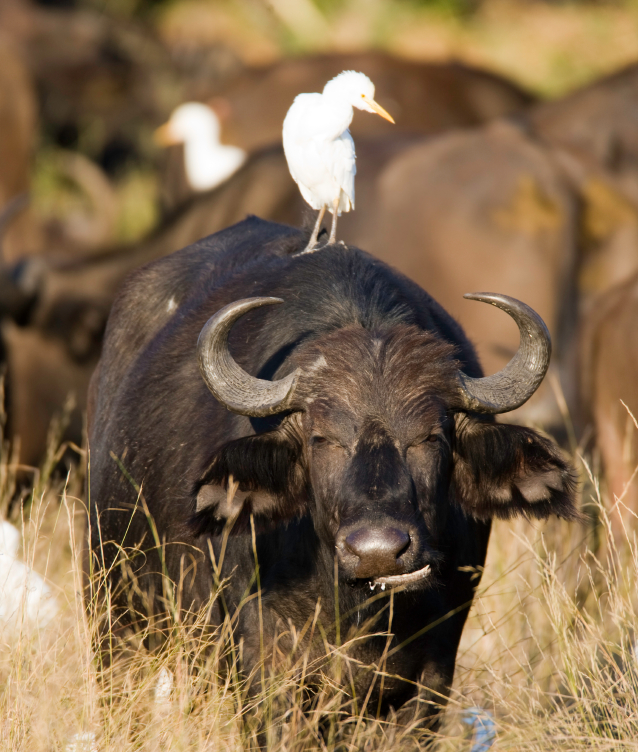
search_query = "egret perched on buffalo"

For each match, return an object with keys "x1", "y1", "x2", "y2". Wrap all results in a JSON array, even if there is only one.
[{"x1": 283, "y1": 70, "x2": 394, "y2": 253}]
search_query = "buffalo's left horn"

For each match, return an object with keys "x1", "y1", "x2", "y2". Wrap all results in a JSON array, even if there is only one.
[
  {"x1": 457, "y1": 292, "x2": 551, "y2": 414},
  {"x1": 198, "y1": 297, "x2": 300, "y2": 417}
]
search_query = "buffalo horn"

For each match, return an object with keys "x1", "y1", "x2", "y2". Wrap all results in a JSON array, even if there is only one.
[
  {"x1": 198, "y1": 297, "x2": 300, "y2": 417},
  {"x1": 457, "y1": 292, "x2": 551, "y2": 414}
]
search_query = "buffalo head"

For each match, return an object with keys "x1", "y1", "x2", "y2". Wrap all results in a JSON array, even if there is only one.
[{"x1": 192, "y1": 295, "x2": 577, "y2": 590}]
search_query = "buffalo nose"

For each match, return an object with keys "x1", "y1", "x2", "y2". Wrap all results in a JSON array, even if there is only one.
[{"x1": 344, "y1": 527, "x2": 410, "y2": 579}]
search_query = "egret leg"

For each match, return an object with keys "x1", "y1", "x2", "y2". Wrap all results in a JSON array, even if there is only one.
[
  {"x1": 300, "y1": 205, "x2": 326, "y2": 254},
  {"x1": 328, "y1": 197, "x2": 340, "y2": 244}
]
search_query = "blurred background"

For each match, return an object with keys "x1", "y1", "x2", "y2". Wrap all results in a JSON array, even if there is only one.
[
  {"x1": 3, "y1": 3, "x2": 638, "y2": 749},
  {"x1": 2, "y1": 0, "x2": 638, "y2": 503},
  {"x1": 6, "y1": 0, "x2": 638, "y2": 249}
]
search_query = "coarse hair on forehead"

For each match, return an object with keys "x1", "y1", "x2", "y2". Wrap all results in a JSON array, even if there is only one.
[{"x1": 293, "y1": 324, "x2": 463, "y2": 414}]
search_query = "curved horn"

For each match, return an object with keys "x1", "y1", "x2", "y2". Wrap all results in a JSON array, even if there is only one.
[
  {"x1": 457, "y1": 292, "x2": 551, "y2": 414},
  {"x1": 197, "y1": 297, "x2": 300, "y2": 417}
]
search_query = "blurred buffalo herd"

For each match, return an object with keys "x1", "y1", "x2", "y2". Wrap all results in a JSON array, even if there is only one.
[{"x1": 1, "y1": 0, "x2": 638, "y2": 536}]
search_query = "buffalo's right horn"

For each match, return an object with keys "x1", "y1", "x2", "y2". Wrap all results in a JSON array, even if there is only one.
[
  {"x1": 197, "y1": 297, "x2": 300, "y2": 417},
  {"x1": 457, "y1": 292, "x2": 551, "y2": 414}
]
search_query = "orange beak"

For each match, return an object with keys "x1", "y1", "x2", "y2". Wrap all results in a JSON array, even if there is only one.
[
  {"x1": 362, "y1": 95, "x2": 395, "y2": 124},
  {"x1": 153, "y1": 122, "x2": 180, "y2": 147}
]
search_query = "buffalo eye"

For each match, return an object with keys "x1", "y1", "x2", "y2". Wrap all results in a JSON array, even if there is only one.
[
  {"x1": 310, "y1": 435, "x2": 345, "y2": 451},
  {"x1": 412, "y1": 434, "x2": 439, "y2": 447}
]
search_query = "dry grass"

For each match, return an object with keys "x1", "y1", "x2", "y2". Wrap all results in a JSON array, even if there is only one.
[{"x1": 1, "y1": 426, "x2": 638, "y2": 750}]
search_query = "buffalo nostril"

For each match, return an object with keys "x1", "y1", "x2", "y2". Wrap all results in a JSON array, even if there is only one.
[{"x1": 344, "y1": 527, "x2": 411, "y2": 578}]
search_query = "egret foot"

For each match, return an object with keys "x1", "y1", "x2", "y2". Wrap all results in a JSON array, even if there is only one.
[
  {"x1": 328, "y1": 197, "x2": 340, "y2": 244},
  {"x1": 299, "y1": 205, "x2": 326, "y2": 254}
]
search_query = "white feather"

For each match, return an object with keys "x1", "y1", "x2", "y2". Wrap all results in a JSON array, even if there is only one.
[
  {"x1": 0, "y1": 520, "x2": 59, "y2": 633},
  {"x1": 283, "y1": 71, "x2": 391, "y2": 218},
  {"x1": 162, "y1": 102, "x2": 246, "y2": 192}
]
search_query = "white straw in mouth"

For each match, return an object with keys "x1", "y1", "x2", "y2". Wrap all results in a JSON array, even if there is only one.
[{"x1": 372, "y1": 563, "x2": 432, "y2": 589}]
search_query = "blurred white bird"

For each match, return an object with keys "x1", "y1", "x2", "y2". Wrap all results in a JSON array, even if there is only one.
[
  {"x1": 65, "y1": 731, "x2": 98, "y2": 752},
  {"x1": 154, "y1": 667, "x2": 174, "y2": 709},
  {"x1": 0, "y1": 520, "x2": 59, "y2": 633},
  {"x1": 154, "y1": 102, "x2": 246, "y2": 192},
  {"x1": 283, "y1": 70, "x2": 394, "y2": 253}
]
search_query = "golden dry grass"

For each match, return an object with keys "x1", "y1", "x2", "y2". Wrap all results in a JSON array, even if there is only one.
[{"x1": 1, "y1": 425, "x2": 638, "y2": 750}]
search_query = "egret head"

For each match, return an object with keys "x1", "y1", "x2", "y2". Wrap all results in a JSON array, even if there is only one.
[
  {"x1": 323, "y1": 70, "x2": 395, "y2": 123},
  {"x1": 154, "y1": 102, "x2": 221, "y2": 147}
]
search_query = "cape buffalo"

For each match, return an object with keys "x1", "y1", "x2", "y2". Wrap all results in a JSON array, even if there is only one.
[
  {"x1": 527, "y1": 64, "x2": 638, "y2": 305},
  {"x1": 579, "y1": 270, "x2": 638, "y2": 540},
  {"x1": 87, "y1": 217, "x2": 578, "y2": 724}
]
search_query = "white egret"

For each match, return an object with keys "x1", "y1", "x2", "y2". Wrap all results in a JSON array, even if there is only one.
[
  {"x1": 0, "y1": 520, "x2": 59, "y2": 634},
  {"x1": 282, "y1": 70, "x2": 394, "y2": 253},
  {"x1": 154, "y1": 102, "x2": 246, "y2": 192}
]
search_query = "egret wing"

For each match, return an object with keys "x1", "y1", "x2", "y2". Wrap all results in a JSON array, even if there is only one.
[
  {"x1": 283, "y1": 93, "x2": 323, "y2": 151},
  {"x1": 282, "y1": 93, "x2": 355, "y2": 212},
  {"x1": 283, "y1": 93, "x2": 327, "y2": 203},
  {"x1": 327, "y1": 130, "x2": 356, "y2": 212}
]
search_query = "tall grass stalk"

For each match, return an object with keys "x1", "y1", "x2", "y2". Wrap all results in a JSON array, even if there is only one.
[{"x1": 2, "y1": 436, "x2": 638, "y2": 750}]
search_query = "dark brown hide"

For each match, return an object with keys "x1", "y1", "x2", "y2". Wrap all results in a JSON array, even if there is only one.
[
  {"x1": 527, "y1": 64, "x2": 638, "y2": 304},
  {"x1": 0, "y1": 38, "x2": 39, "y2": 261},
  {"x1": 2, "y1": 321, "x2": 87, "y2": 467},
  {"x1": 529, "y1": 63, "x2": 638, "y2": 183},
  {"x1": 87, "y1": 218, "x2": 577, "y2": 724},
  {"x1": 0, "y1": 47, "x2": 537, "y2": 462},
  {"x1": 579, "y1": 271, "x2": 638, "y2": 539}
]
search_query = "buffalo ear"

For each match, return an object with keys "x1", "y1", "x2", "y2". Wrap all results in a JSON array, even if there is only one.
[
  {"x1": 452, "y1": 416, "x2": 580, "y2": 522},
  {"x1": 190, "y1": 429, "x2": 307, "y2": 536},
  {"x1": 191, "y1": 478, "x2": 285, "y2": 536}
]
